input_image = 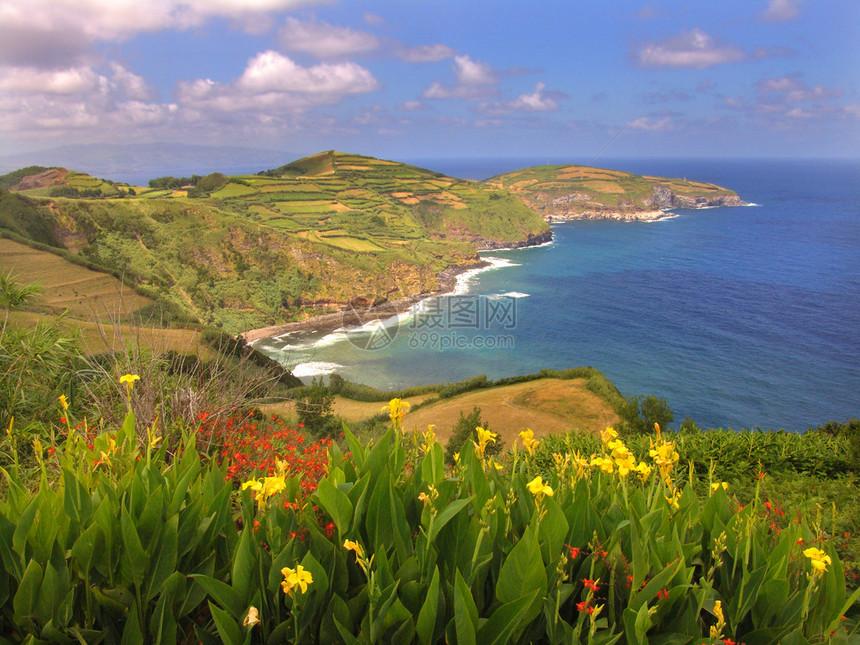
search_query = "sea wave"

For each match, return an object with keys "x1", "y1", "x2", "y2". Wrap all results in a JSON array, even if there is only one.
[
  {"x1": 290, "y1": 361, "x2": 344, "y2": 378},
  {"x1": 488, "y1": 291, "x2": 530, "y2": 299},
  {"x1": 454, "y1": 256, "x2": 521, "y2": 295}
]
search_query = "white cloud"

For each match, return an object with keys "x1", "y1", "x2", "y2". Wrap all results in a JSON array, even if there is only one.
[
  {"x1": 754, "y1": 75, "x2": 842, "y2": 102},
  {"x1": 177, "y1": 50, "x2": 379, "y2": 112},
  {"x1": 398, "y1": 100, "x2": 425, "y2": 111},
  {"x1": 396, "y1": 43, "x2": 456, "y2": 63},
  {"x1": 423, "y1": 55, "x2": 498, "y2": 100},
  {"x1": 0, "y1": 0, "x2": 328, "y2": 67},
  {"x1": 0, "y1": 62, "x2": 171, "y2": 135},
  {"x1": 627, "y1": 115, "x2": 676, "y2": 131},
  {"x1": 478, "y1": 82, "x2": 561, "y2": 115},
  {"x1": 279, "y1": 17, "x2": 380, "y2": 58},
  {"x1": 759, "y1": 0, "x2": 803, "y2": 22},
  {"x1": 633, "y1": 29, "x2": 746, "y2": 69}
]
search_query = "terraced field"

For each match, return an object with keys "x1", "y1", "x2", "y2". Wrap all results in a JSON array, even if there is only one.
[{"x1": 485, "y1": 164, "x2": 744, "y2": 220}]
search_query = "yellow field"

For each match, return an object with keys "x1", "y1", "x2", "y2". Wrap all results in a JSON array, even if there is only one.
[
  {"x1": 0, "y1": 238, "x2": 151, "y2": 318},
  {"x1": 261, "y1": 378, "x2": 617, "y2": 447},
  {"x1": 5, "y1": 311, "x2": 210, "y2": 357}
]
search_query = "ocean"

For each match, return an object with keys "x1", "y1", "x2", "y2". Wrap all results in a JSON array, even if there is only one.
[{"x1": 253, "y1": 158, "x2": 860, "y2": 432}]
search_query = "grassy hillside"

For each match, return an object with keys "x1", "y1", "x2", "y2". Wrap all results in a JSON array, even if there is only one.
[
  {"x1": 1, "y1": 153, "x2": 550, "y2": 334},
  {"x1": 485, "y1": 164, "x2": 745, "y2": 220}
]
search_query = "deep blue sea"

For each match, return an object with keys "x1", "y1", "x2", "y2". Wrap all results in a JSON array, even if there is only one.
[{"x1": 255, "y1": 158, "x2": 860, "y2": 432}]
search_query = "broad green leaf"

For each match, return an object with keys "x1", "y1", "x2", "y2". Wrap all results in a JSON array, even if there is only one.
[
  {"x1": 208, "y1": 600, "x2": 242, "y2": 645},
  {"x1": 188, "y1": 575, "x2": 244, "y2": 617},
  {"x1": 428, "y1": 498, "x2": 472, "y2": 543},
  {"x1": 12, "y1": 559, "x2": 42, "y2": 620},
  {"x1": 416, "y1": 567, "x2": 440, "y2": 645},
  {"x1": 120, "y1": 599, "x2": 144, "y2": 645},
  {"x1": 453, "y1": 569, "x2": 478, "y2": 645},
  {"x1": 496, "y1": 526, "x2": 545, "y2": 624},
  {"x1": 120, "y1": 505, "x2": 147, "y2": 588},
  {"x1": 145, "y1": 514, "x2": 178, "y2": 601},
  {"x1": 230, "y1": 529, "x2": 254, "y2": 603},
  {"x1": 11, "y1": 496, "x2": 39, "y2": 560},
  {"x1": 476, "y1": 590, "x2": 537, "y2": 645},
  {"x1": 421, "y1": 443, "x2": 445, "y2": 486},
  {"x1": 630, "y1": 559, "x2": 682, "y2": 612},
  {"x1": 316, "y1": 477, "x2": 354, "y2": 538}
]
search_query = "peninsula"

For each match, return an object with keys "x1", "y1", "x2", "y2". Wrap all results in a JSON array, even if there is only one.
[
  {"x1": 0, "y1": 152, "x2": 745, "y2": 336},
  {"x1": 484, "y1": 164, "x2": 746, "y2": 221}
]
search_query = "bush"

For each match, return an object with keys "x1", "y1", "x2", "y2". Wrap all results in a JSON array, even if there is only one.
[
  {"x1": 293, "y1": 377, "x2": 339, "y2": 438},
  {"x1": 444, "y1": 406, "x2": 503, "y2": 463},
  {"x1": 618, "y1": 393, "x2": 674, "y2": 435}
]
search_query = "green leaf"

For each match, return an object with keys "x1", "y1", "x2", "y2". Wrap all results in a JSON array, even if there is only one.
[
  {"x1": 630, "y1": 559, "x2": 682, "y2": 613},
  {"x1": 421, "y1": 443, "x2": 445, "y2": 486},
  {"x1": 453, "y1": 569, "x2": 478, "y2": 645},
  {"x1": 428, "y1": 497, "x2": 472, "y2": 543},
  {"x1": 12, "y1": 496, "x2": 39, "y2": 560},
  {"x1": 120, "y1": 505, "x2": 147, "y2": 588},
  {"x1": 120, "y1": 599, "x2": 145, "y2": 645},
  {"x1": 316, "y1": 477, "x2": 354, "y2": 539},
  {"x1": 12, "y1": 559, "x2": 42, "y2": 621},
  {"x1": 476, "y1": 590, "x2": 537, "y2": 645},
  {"x1": 343, "y1": 424, "x2": 365, "y2": 470},
  {"x1": 188, "y1": 575, "x2": 244, "y2": 617},
  {"x1": 496, "y1": 526, "x2": 545, "y2": 624},
  {"x1": 208, "y1": 600, "x2": 242, "y2": 645},
  {"x1": 145, "y1": 514, "x2": 178, "y2": 601},
  {"x1": 62, "y1": 470, "x2": 92, "y2": 528},
  {"x1": 416, "y1": 567, "x2": 441, "y2": 645},
  {"x1": 230, "y1": 529, "x2": 255, "y2": 604}
]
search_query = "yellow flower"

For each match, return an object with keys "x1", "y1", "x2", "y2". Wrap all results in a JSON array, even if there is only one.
[
  {"x1": 418, "y1": 492, "x2": 430, "y2": 505},
  {"x1": 590, "y1": 456, "x2": 614, "y2": 474},
  {"x1": 452, "y1": 452, "x2": 460, "y2": 463},
  {"x1": 58, "y1": 394, "x2": 69, "y2": 411},
  {"x1": 343, "y1": 539, "x2": 363, "y2": 557},
  {"x1": 243, "y1": 606, "x2": 260, "y2": 627},
  {"x1": 527, "y1": 476, "x2": 554, "y2": 499},
  {"x1": 473, "y1": 426, "x2": 497, "y2": 460},
  {"x1": 421, "y1": 425, "x2": 436, "y2": 453},
  {"x1": 382, "y1": 398, "x2": 410, "y2": 427},
  {"x1": 519, "y1": 428, "x2": 538, "y2": 455},
  {"x1": 119, "y1": 373, "x2": 140, "y2": 390},
  {"x1": 241, "y1": 479, "x2": 263, "y2": 492},
  {"x1": 261, "y1": 476, "x2": 287, "y2": 498},
  {"x1": 32, "y1": 438, "x2": 43, "y2": 461},
  {"x1": 281, "y1": 564, "x2": 313, "y2": 595},
  {"x1": 633, "y1": 462, "x2": 652, "y2": 481},
  {"x1": 665, "y1": 489, "x2": 682, "y2": 510},
  {"x1": 615, "y1": 453, "x2": 637, "y2": 477},
  {"x1": 803, "y1": 547, "x2": 832, "y2": 573},
  {"x1": 601, "y1": 427, "x2": 618, "y2": 444},
  {"x1": 710, "y1": 481, "x2": 729, "y2": 493}
]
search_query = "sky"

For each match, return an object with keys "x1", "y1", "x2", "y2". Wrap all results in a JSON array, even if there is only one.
[{"x1": 1, "y1": 0, "x2": 858, "y2": 170}]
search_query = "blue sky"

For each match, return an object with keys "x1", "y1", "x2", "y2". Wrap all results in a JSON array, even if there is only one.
[{"x1": 1, "y1": 0, "x2": 858, "y2": 166}]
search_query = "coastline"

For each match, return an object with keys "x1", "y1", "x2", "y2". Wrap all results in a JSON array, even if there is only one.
[{"x1": 240, "y1": 260, "x2": 490, "y2": 344}]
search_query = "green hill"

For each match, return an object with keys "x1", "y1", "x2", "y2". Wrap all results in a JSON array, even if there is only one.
[
  {"x1": 0, "y1": 152, "x2": 550, "y2": 334},
  {"x1": 484, "y1": 164, "x2": 747, "y2": 221}
]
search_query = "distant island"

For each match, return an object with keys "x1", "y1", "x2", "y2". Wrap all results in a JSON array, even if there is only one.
[
  {"x1": 487, "y1": 164, "x2": 746, "y2": 221},
  {"x1": 0, "y1": 151, "x2": 746, "y2": 335}
]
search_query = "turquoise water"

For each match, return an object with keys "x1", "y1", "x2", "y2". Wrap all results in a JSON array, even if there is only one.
[{"x1": 255, "y1": 159, "x2": 860, "y2": 432}]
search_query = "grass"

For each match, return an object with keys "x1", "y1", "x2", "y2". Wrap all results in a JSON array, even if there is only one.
[
  {"x1": 485, "y1": 163, "x2": 740, "y2": 216},
  {"x1": 0, "y1": 238, "x2": 151, "y2": 318}
]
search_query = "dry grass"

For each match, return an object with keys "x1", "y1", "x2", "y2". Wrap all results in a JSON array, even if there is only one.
[
  {"x1": 401, "y1": 378, "x2": 618, "y2": 446},
  {"x1": 261, "y1": 378, "x2": 618, "y2": 446},
  {"x1": 4, "y1": 311, "x2": 211, "y2": 358},
  {"x1": 0, "y1": 238, "x2": 151, "y2": 319}
]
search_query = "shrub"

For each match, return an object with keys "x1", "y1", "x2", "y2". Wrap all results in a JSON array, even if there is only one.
[{"x1": 443, "y1": 406, "x2": 504, "y2": 464}]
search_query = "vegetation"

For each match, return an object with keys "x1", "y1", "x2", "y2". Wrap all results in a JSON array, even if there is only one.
[
  {"x1": 0, "y1": 153, "x2": 550, "y2": 334},
  {"x1": 484, "y1": 164, "x2": 743, "y2": 219}
]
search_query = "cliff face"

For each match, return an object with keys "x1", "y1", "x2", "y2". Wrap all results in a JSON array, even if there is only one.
[{"x1": 484, "y1": 164, "x2": 748, "y2": 222}]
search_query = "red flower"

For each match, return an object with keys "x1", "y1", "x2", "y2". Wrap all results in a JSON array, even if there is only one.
[
  {"x1": 576, "y1": 601, "x2": 594, "y2": 614},
  {"x1": 657, "y1": 588, "x2": 669, "y2": 600},
  {"x1": 565, "y1": 544, "x2": 581, "y2": 559},
  {"x1": 582, "y1": 578, "x2": 599, "y2": 592}
]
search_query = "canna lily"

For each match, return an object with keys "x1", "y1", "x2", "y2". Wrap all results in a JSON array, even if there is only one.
[
  {"x1": 119, "y1": 373, "x2": 140, "y2": 390},
  {"x1": 473, "y1": 426, "x2": 497, "y2": 461},
  {"x1": 281, "y1": 564, "x2": 313, "y2": 595},
  {"x1": 382, "y1": 398, "x2": 410, "y2": 428},
  {"x1": 803, "y1": 547, "x2": 832, "y2": 573},
  {"x1": 527, "y1": 475, "x2": 554, "y2": 499},
  {"x1": 58, "y1": 394, "x2": 69, "y2": 411},
  {"x1": 633, "y1": 461, "x2": 652, "y2": 481},
  {"x1": 590, "y1": 456, "x2": 614, "y2": 474},
  {"x1": 343, "y1": 539, "x2": 363, "y2": 557},
  {"x1": 710, "y1": 481, "x2": 729, "y2": 493},
  {"x1": 519, "y1": 428, "x2": 538, "y2": 455},
  {"x1": 601, "y1": 427, "x2": 618, "y2": 444},
  {"x1": 614, "y1": 453, "x2": 637, "y2": 477}
]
